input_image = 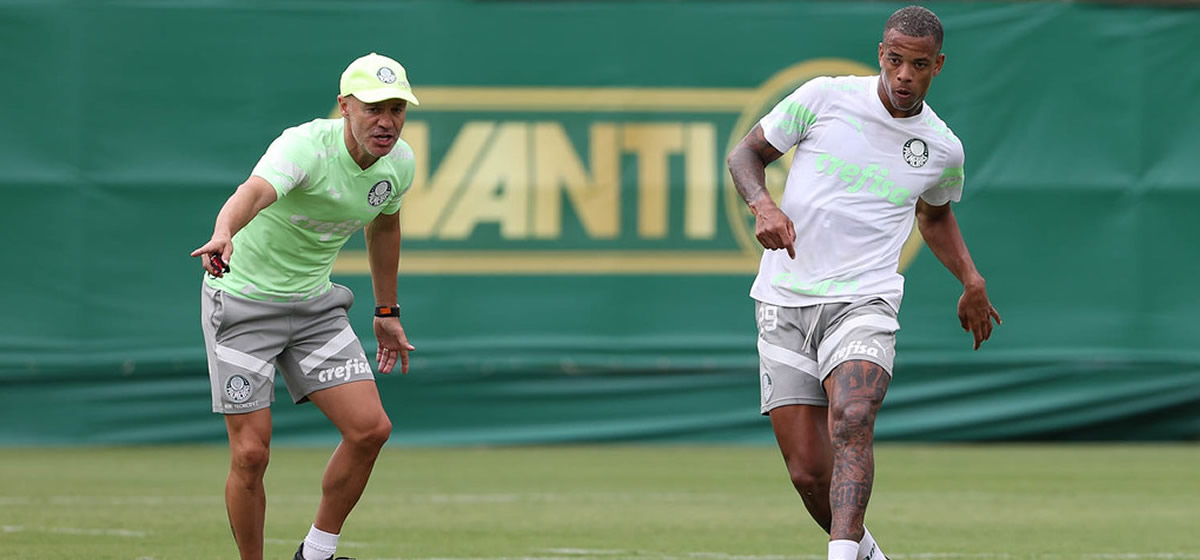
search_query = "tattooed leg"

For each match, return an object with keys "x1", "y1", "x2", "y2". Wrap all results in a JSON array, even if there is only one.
[{"x1": 823, "y1": 360, "x2": 890, "y2": 543}]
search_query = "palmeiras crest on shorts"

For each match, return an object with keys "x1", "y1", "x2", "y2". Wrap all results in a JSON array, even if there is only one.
[
  {"x1": 225, "y1": 374, "x2": 252, "y2": 403},
  {"x1": 367, "y1": 180, "x2": 393, "y2": 206},
  {"x1": 903, "y1": 138, "x2": 929, "y2": 168},
  {"x1": 376, "y1": 67, "x2": 397, "y2": 84},
  {"x1": 761, "y1": 372, "x2": 773, "y2": 400}
]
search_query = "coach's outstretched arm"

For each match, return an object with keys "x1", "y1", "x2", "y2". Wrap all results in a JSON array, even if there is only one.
[
  {"x1": 728, "y1": 124, "x2": 796, "y2": 259},
  {"x1": 915, "y1": 199, "x2": 1002, "y2": 349},
  {"x1": 190, "y1": 176, "x2": 279, "y2": 277}
]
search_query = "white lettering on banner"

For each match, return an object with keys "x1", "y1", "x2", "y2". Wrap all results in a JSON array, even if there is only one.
[{"x1": 400, "y1": 122, "x2": 716, "y2": 241}]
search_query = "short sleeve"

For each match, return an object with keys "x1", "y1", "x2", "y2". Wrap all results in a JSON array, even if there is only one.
[
  {"x1": 250, "y1": 127, "x2": 318, "y2": 197},
  {"x1": 920, "y1": 140, "x2": 965, "y2": 206},
  {"x1": 758, "y1": 77, "x2": 828, "y2": 153}
]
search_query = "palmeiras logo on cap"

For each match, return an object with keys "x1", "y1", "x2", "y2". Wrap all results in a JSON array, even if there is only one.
[
  {"x1": 376, "y1": 67, "x2": 397, "y2": 84},
  {"x1": 225, "y1": 374, "x2": 252, "y2": 404},
  {"x1": 367, "y1": 180, "x2": 393, "y2": 206},
  {"x1": 903, "y1": 138, "x2": 929, "y2": 168},
  {"x1": 761, "y1": 372, "x2": 773, "y2": 400}
]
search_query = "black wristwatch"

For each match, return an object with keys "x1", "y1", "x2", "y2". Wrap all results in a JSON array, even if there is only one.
[{"x1": 374, "y1": 305, "x2": 401, "y2": 318}]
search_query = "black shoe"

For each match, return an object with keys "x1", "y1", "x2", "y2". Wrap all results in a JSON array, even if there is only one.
[{"x1": 293, "y1": 542, "x2": 355, "y2": 560}]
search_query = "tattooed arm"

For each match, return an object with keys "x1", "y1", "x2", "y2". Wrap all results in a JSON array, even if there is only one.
[{"x1": 727, "y1": 124, "x2": 795, "y2": 259}]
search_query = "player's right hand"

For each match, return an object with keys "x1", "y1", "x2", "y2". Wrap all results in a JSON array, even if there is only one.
[
  {"x1": 191, "y1": 238, "x2": 233, "y2": 278},
  {"x1": 752, "y1": 202, "x2": 796, "y2": 259}
]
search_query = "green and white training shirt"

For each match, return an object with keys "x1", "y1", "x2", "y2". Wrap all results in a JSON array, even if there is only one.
[
  {"x1": 207, "y1": 118, "x2": 414, "y2": 301},
  {"x1": 752, "y1": 75, "x2": 965, "y2": 312}
]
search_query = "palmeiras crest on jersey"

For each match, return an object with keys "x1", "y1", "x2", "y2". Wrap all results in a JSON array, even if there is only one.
[
  {"x1": 225, "y1": 374, "x2": 252, "y2": 403},
  {"x1": 376, "y1": 67, "x2": 397, "y2": 84},
  {"x1": 367, "y1": 180, "x2": 393, "y2": 206},
  {"x1": 903, "y1": 138, "x2": 929, "y2": 168}
]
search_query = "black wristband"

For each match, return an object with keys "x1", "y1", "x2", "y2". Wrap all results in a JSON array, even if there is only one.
[{"x1": 374, "y1": 305, "x2": 400, "y2": 318}]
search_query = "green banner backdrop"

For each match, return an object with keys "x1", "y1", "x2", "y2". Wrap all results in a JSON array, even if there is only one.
[{"x1": 1, "y1": 0, "x2": 1198, "y2": 444}]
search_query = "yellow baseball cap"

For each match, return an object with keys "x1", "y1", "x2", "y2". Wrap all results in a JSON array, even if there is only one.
[{"x1": 339, "y1": 53, "x2": 420, "y2": 105}]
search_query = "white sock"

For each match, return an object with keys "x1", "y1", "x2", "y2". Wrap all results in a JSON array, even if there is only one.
[
  {"x1": 829, "y1": 539, "x2": 859, "y2": 560},
  {"x1": 302, "y1": 525, "x2": 339, "y2": 560},
  {"x1": 859, "y1": 527, "x2": 886, "y2": 560}
]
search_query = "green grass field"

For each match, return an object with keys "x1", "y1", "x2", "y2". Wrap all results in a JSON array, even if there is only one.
[{"x1": 3, "y1": 444, "x2": 1198, "y2": 560}]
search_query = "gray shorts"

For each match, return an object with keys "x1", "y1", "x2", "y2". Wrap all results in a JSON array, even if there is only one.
[
  {"x1": 755, "y1": 298, "x2": 899, "y2": 414},
  {"x1": 200, "y1": 282, "x2": 375, "y2": 414}
]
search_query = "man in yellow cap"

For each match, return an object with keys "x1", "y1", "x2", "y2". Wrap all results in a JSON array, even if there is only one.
[{"x1": 190, "y1": 52, "x2": 420, "y2": 560}]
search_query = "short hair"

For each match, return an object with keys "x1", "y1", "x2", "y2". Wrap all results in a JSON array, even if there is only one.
[{"x1": 884, "y1": 5, "x2": 944, "y2": 51}]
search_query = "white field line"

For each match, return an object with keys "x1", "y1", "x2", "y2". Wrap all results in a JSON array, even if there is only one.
[
  {"x1": 0, "y1": 495, "x2": 222, "y2": 506},
  {"x1": 1, "y1": 525, "x2": 146, "y2": 537},
  {"x1": 1084, "y1": 556, "x2": 1200, "y2": 559},
  {"x1": 0, "y1": 493, "x2": 571, "y2": 505},
  {"x1": 264, "y1": 537, "x2": 366, "y2": 548},
  {"x1": 375, "y1": 558, "x2": 672, "y2": 560},
  {"x1": 373, "y1": 554, "x2": 1200, "y2": 560},
  {"x1": 893, "y1": 555, "x2": 1200, "y2": 559},
  {"x1": 539, "y1": 550, "x2": 631, "y2": 556},
  {"x1": 3, "y1": 505, "x2": 1197, "y2": 560},
  {"x1": 0, "y1": 492, "x2": 719, "y2": 507}
]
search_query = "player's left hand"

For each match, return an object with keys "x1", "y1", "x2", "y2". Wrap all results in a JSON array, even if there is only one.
[
  {"x1": 958, "y1": 280, "x2": 1001, "y2": 350},
  {"x1": 374, "y1": 317, "x2": 415, "y2": 374}
]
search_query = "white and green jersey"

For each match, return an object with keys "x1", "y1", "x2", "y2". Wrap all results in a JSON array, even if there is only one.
[
  {"x1": 752, "y1": 75, "x2": 965, "y2": 311},
  {"x1": 207, "y1": 118, "x2": 414, "y2": 301}
]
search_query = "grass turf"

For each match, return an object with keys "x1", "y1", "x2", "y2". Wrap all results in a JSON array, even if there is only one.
[{"x1": 2, "y1": 444, "x2": 1198, "y2": 559}]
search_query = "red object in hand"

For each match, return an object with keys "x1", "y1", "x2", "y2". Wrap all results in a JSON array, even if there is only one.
[{"x1": 210, "y1": 254, "x2": 230, "y2": 273}]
